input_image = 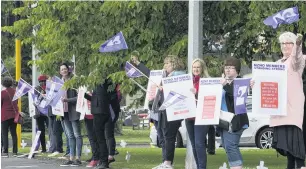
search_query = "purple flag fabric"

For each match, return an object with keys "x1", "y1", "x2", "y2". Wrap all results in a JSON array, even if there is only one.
[
  {"x1": 233, "y1": 78, "x2": 251, "y2": 114},
  {"x1": 125, "y1": 61, "x2": 143, "y2": 78},
  {"x1": 45, "y1": 80, "x2": 64, "y2": 106},
  {"x1": 99, "y1": 31, "x2": 128, "y2": 53},
  {"x1": 51, "y1": 76, "x2": 64, "y2": 84},
  {"x1": 263, "y1": 6, "x2": 299, "y2": 29},
  {"x1": 159, "y1": 91, "x2": 187, "y2": 111},
  {"x1": 30, "y1": 91, "x2": 48, "y2": 115},
  {"x1": 12, "y1": 79, "x2": 33, "y2": 101},
  {"x1": 1, "y1": 60, "x2": 7, "y2": 75}
]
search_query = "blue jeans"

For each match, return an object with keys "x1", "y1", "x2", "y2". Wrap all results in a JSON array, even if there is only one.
[
  {"x1": 185, "y1": 120, "x2": 209, "y2": 169},
  {"x1": 61, "y1": 119, "x2": 70, "y2": 154},
  {"x1": 220, "y1": 128, "x2": 245, "y2": 167},
  {"x1": 63, "y1": 119, "x2": 83, "y2": 158}
]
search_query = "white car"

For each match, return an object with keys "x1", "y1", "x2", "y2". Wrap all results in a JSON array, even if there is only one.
[{"x1": 149, "y1": 97, "x2": 274, "y2": 149}]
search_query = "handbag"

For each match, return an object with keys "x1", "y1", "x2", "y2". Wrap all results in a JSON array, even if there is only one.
[
  {"x1": 218, "y1": 111, "x2": 234, "y2": 131},
  {"x1": 5, "y1": 89, "x2": 23, "y2": 124}
]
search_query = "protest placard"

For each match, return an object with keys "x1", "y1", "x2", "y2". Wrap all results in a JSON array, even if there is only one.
[
  {"x1": 252, "y1": 61, "x2": 287, "y2": 116},
  {"x1": 144, "y1": 70, "x2": 164, "y2": 110}
]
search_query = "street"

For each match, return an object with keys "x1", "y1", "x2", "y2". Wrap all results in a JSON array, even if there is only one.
[{"x1": 1, "y1": 156, "x2": 84, "y2": 169}]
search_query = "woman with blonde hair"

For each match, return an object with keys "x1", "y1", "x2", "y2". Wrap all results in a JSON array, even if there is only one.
[
  {"x1": 185, "y1": 58, "x2": 211, "y2": 169},
  {"x1": 152, "y1": 55, "x2": 186, "y2": 169}
]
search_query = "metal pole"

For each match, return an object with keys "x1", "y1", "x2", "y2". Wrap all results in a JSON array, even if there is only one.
[
  {"x1": 186, "y1": 1, "x2": 203, "y2": 168},
  {"x1": 32, "y1": 44, "x2": 38, "y2": 142},
  {"x1": 15, "y1": 39, "x2": 22, "y2": 149}
]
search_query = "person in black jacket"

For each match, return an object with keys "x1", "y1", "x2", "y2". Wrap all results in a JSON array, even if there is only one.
[
  {"x1": 219, "y1": 57, "x2": 249, "y2": 169},
  {"x1": 84, "y1": 79, "x2": 119, "y2": 169}
]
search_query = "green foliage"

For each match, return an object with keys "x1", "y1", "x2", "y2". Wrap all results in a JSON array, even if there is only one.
[{"x1": 2, "y1": 1, "x2": 306, "y2": 107}]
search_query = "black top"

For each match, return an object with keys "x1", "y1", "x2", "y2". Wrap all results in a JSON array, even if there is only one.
[
  {"x1": 223, "y1": 76, "x2": 249, "y2": 132},
  {"x1": 84, "y1": 80, "x2": 120, "y2": 119}
]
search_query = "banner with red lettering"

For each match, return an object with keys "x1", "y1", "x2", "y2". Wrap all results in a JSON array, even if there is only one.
[{"x1": 252, "y1": 61, "x2": 287, "y2": 116}]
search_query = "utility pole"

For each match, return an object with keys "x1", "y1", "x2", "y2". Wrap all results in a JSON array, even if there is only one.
[{"x1": 186, "y1": 1, "x2": 203, "y2": 168}]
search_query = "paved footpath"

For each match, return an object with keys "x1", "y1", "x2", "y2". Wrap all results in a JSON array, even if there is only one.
[{"x1": 2, "y1": 156, "x2": 85, "y2": 169}]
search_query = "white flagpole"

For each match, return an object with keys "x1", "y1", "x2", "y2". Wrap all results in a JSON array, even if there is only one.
[{"x1": 129, "y1": 78, "x2": 147, "y2": 92}]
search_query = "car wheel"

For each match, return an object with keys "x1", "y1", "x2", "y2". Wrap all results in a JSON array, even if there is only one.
[
  {"x1": 256, "y1": 127, "x2": 273, "y2": 149},
  {"x1": 175, "y1": 132, "x2": 184, "y2": 148}
]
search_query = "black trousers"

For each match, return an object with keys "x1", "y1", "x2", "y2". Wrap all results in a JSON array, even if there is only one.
[
  {"x1": 105, "y1": 116, "x2": 116, "y2": 156},
  {"x1": 85, "y1": 118, "x2": 99, "y2": 160},
  {"x1": 160, "y1": 120, "x2": 181, "y2": 162},
  {"x1": 1, "y1": 118, "x2": 17, "y2": 153},
  {"x1": 93, "y1": 113, "x2": 110, "y2": 163},
  {"x1": 36, "y1": 115, "x2": 48, "y2": 152},
  {"x1": 48, "y1": 116, "x2": 64, "y2": 153},
  {"x1": 207, "y1": 125, "x2": 216, "y2": 153}
]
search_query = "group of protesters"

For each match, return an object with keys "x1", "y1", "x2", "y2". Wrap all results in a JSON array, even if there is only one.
[
  {"x1": 2, "y1": 62, "x2": 121, "y2": 169},
  {"x1": 1, "y1": 31, "x2": 306, "y2": 169}
]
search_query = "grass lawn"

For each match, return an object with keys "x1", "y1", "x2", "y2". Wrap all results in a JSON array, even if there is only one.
[
  {"x1": 14, "y1": 147, "x2": 287, "y2": 169},
  {"x1": 20, "y1": 126, "x2": 151, "y2": 145}
]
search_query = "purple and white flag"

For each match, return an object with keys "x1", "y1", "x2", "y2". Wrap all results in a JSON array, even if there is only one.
[
  {"x1": 125, "y1": 61, "x2": 143, "y2": 78},
  {"x1": 51, "y1": 76, "x2": 64, "y2": 84},
  {"x1": 99, "y1": 31, "x2": 128, "y2": 53},
  {"x1": 12, "y1": 79, "x2": 33, "y2": 101},
  {"x1": 1, "y1": 60, "x2": 7, "y2": 75},
  {"x1": 159, "y1": 91, "x2": 187, "y2": 111},
  {"x1": 234, "y1": 78, "x2": 251, "y2": 114},
  {"x1": 30, "y1": 91, "x2": 48, "y2": 115},
  {"x1": 263, "y1": 6, "x2": 300, "y2": 29},
  {"x1": 45, "y1": 80, "x2": 64, "y2": 106}
]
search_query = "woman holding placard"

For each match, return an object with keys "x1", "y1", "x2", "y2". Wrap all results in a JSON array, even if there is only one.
[
  {"x1": 251, "y1": 32, "x2": 305, "y2": 169},
  {"x1": 151, "y1": 55, "x2": 185, "y2": 169},
  {"x1": 185, "y1": 58, "x2": 211, "y2": 169},
  {"x1": 220, "y1": 57, "x2": 249, "y2": 169}
]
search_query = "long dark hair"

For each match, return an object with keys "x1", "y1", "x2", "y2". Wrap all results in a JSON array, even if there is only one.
[{"x1": 59, "y1": 62, "x2": 71, "y2": 77}]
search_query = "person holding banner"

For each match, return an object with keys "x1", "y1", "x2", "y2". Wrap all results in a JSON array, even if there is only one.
[
  {"x1": 33, "y1": 75, "x2": 49, "y2": 153},
  {"x1": 152, "y1": 55, "x2": 185, "y2": 169},
  {"x1": 251, "y1": 32, "x2": 305, "y2": 169},
  {"x1": 185, "y1": 58, "x2": 211, "y2": 169},
  {"x1": 219, "y1": 57, "x2": 249, "y2": 169},
  {"x1": 59, "y1": 63, "x2": 83, "y2": 167},
  {"x1": 130, "y1": 50, "x2": 150, "y2": 77},
  {"x1": 1, "y1": 76, "x2": 19, "y2": 157}
]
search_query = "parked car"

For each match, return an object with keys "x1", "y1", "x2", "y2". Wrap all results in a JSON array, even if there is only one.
[{"x1": 149, "y1": 97, "x2": 274, "y2": 149}]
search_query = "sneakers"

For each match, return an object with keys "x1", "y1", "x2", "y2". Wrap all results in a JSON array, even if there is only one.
[
  {"x1": 60, "y1": 160, "x2": 74, "y2": 167},
  {"x1": 71, "y1": 160, "x2": 82, "y2": 167},
  {"x1": 86, "y1": 160, "x2": 99, "y2": 168},
  {"x1": 1, "y1": 153, "x2": 8, "y2": 158},
  {"x1": 108, "y1": 158, "x2": 115, "y2": 164},
  {"x1": 94, "y1": 162, "x2": 109, "y2": 169},
  {"x1": 48, "y1": 151, "x2": 60, "y2": 157},
  {"x1": 152, "y1": 163, "x2": 174, "y2": 169}
]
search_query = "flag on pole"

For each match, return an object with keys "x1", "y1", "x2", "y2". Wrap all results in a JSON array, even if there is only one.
[
  {"x1": 99, "y1": 31, "x2": 128, "y2": 53},
  {"x1": 51, "y1": 76, "x2": 64, "y2": 84},
  {"x1": 1, "y1": 59, "x2": 7, "y2": 75},
  {"x1": 263, "y1": 6, "x2": 300, "y2": 29},
  {"x1": 125, "y1": 61, "x2": 143, "y2": 78},
  {"x1": 12, "y1": 79, "x2": 33, "y2": 101},
  {"x1": 159, "y1": 91, "x2": 187, "y2": 111},
  {"x1": 233, "y1": 78, "x2": 250, "y2": 114},
  {"x1": 30, "y1": 90, "x2": 48, "y2": 115}
]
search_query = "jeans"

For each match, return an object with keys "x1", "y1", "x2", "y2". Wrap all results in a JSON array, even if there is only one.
[
  {"x1": 63, "y1": 118, "x2": 83, "y2": 158},
  {"x1": 36, "y1": 115, "x2": 48, "y2": 152},
  {"x1": 94, "y1": 113, "x2": 110, "y2": 163},
  {"x1": 61, "y1": 119, "x2": 70, "y2": 154},
  {"x1": 160, "y1": 120, "x2": 181, "y2": 163},
  {"x1": 185, "y1": 120, "x2": 209, "y2": 169},
  {"x1": 85, "y1": 118, "x2": 99, "y2": 160},
  {"x1": 220, "y1": 128, "x2": 245, "y2": 167},
  {"x1": 1, "y1": 118, "x2": 17, "y2": 153},
  {"x1": 105, "y1": 116, "x2": 116, "y2": 156}
]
